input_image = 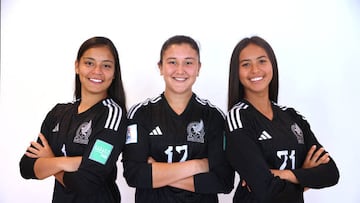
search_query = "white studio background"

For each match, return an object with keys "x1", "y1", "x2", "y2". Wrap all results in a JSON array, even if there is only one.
[{"x1": 1, "y1": 0, "x2": 359, "y2": 202}]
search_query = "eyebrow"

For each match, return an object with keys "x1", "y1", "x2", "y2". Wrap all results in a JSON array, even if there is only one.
[
  {"x1": 240, "y1": 55, "x2": 267, "y2": 63},
  {"x1": 83, "y1": 57, "x2": 114, "y2": 63},
  {"x1": 165, "y1": 57, "x2": 196, "y2": 60}
]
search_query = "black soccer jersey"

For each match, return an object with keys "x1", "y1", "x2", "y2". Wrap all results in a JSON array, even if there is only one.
[
  {"x1": 123, "y1": 93, "x2": 234, "y2": 203},
  {"x1": 20, "y1": 98, "x2": 127, "y2": 203},
  {"x1": 225, "y1": 99, "x2": 339, "y2": 203}
]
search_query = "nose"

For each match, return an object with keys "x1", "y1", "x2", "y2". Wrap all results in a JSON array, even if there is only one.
[
  {"x1": 175, "y1": 64, "x2": 185, "y2": 74},
  {"x1": 250, "y1": 63, "x2": 260, "y2": 73},
  {"x1": 92, "y1": 64, "x2": 103, "y2": 74}
]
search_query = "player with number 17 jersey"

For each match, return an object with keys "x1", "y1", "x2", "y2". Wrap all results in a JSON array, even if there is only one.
[{"x1": 123, "y1": 93, "x2": 234, "y2": 203}]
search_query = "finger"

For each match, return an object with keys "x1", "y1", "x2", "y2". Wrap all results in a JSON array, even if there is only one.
[
  {"x1": 147, "y1": 156, "x2": 155, "y2": 163},
  {"x1": 27, "y1": 146, "x2": 39, "y2": 154},
  {"x1": 38, "y1": 133, "x2": 49, "y2": 146},
  {"x1": 25, "y1": 151, "x2": 38, "y2": 158},
  {"x1": 30, "y1": 141, "x2": 43, "y2": 150},
  {"x1": 312, "y1": 147, "x2": 325, "y2": 162},
  {"x1": 318, "y1": 153, "x2": 330, "y2": 164},
  {"x1": 305, "y1": 145, "x2": 316, "y2": 162}
]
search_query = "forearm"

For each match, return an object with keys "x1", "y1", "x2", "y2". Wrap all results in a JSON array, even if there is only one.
[
  {"x1": 34, "y1": 157, "x2": 66, "y2": 179},
  {"x1": 34, "y1": 156, "x2": 82, "y2": 179},
  {"x1": 271, "y1": 169, "x2": 299, "y2": 184},
  {"x1": 168, "y1": 176, "x2": 195, "y2": 192},
  {"x1": 152, "y1": 159, "x2": 206, "y2": 188}
]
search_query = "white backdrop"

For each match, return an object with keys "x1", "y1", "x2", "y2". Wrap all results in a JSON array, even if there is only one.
[{"x1": 1, "y1": 0, "x2": 359, "y2": 202}]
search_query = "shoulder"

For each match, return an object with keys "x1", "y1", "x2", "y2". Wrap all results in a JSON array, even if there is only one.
[
  {"x1": 273, "y1": 102, "x2": 307, "y2": 121},
  {"x1": 127, "y1": 94, "x2": 162, "y2": 119},
  {"x1": 193, "y1": 94, "x2": 225, "y2": 118},
  {"x1": 100, "y1": 98, "x2": 124, "y2": 114},
  {"x1": 97, "y1": 98, "x2": 125, "y2": 131},
  {"x1": 227, "y1": 101, "x2": 251, "y2": 120},
  {"x1": 49, "y1": 100, "x2": 77, "y2": 115},
  {"x1": 226, "y1": 101, "x2": 251, "y2": 132}
]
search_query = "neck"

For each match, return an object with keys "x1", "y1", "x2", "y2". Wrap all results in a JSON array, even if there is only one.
[
  {"x1": 78, "y1": 92, "x2": 107, "y2": 113},
  {"x1": 164, "y1": 91, "x2": 192, "y2": 115},
  {"x1": 245, "y1": 93, "x2": 273, "y2": 120}
]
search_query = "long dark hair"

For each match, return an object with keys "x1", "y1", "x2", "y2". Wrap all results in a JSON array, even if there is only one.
[
  {"x1": 74, "y1": 36, "x2": 126, "y2": 111},
  {"x1": 227, "y1": 36, "x2": 279, "y2": 110}
]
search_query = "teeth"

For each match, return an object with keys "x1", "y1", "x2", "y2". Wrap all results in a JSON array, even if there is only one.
[
  {"x1": 174, "y1": 77, "x2": 186, "y2": 81},
  {"x1": 250, "y1": 77, "x2": 263, "y2": 82},
  {"x1": 90, "y1": 78, "x2": 102, "y2": 83}
]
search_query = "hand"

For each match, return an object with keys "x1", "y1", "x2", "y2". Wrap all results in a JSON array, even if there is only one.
[
  {"x1": 241, "y1": 179, "x2": 251, "y2": 192},
  {"x1": 25, "y1": 133, "x2": 54, "y2": 158},
  {"x1": 148, "y1": 156, "x2": 156, "y2": 164},
  {"x1": 302, "y1": 145, "x2": 330, "y2": 169}
]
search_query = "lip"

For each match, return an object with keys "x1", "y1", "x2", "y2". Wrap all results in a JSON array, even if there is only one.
[
  {"x1": 173, "y1": 77, "x2": 187, "y2": 81},
  {"x1": 250, "y1": 76, "x2": 263, "y2": 82},
  {"x1": 89, "y1": 78, "x2": 103, "y2": 83}
]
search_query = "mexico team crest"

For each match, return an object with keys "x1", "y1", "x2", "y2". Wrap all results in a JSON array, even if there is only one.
[
  {"x1": 291, "y1": 123, "x2": 304, "y2": 144},
  {"x1": 187, "y1": 120, "x2": 205, "y2": 143},
  {"x1": 74, "y1": 120, "x2": 93, "y2": 144}
]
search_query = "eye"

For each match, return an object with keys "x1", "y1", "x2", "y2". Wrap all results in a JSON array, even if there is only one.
[
  {"x1": 241, "y1": 62, "x2": 250, "y2": 68},
  {"x1": 167, "y1": 60, "x2": 177, "y2": 65},
  {"x1": 103, "y1": 63, "x2": 113, "y2": 69},
  {"x1": 185, "y1": 61, "x2": 193, "y2": 65},
  {"x1": 84, "y1": 60, "x2": 94, "y2": 66},
  {"x1": 259, "y1": 59, "x2": 268, "y2": 64}
]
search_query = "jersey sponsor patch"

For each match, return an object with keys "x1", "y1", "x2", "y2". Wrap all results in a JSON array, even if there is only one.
[
  {"x1": 74, "y1": 120, "x2": 92, "y2": 144},
  {"x1": 89, "y1": 139, "x2": 113, "y2": 165},
  {"x1": 126, "y1": 124, "x2": 138, "y2": 144},
  {"x1": 291, "y1": 123, "x2": 304, "y2": 144},
  {"x1": 187, "y1": 120, "x2": 205, "y2": 143}
]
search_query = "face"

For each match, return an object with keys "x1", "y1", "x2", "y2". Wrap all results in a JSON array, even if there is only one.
[
  {"x1": 75, "y1": 46, "x2": 115, "y2": 99},
  {"x1": 239, "y1": 43, "x2": 273, "y2": 98},
  {"x1": 159, "y1": 43, "x2": 201, "y2": 96}
]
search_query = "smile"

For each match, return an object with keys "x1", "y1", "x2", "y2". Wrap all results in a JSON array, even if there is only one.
[
  {"x1": 174, "y1": 77, "x2": 187, "y2": 81},
  {"x1": 250, "y1": 77, "x2": 263, "y2": 82},
  {"x1": 89, "y1": 78, "x2": 103, "y2": 83}
]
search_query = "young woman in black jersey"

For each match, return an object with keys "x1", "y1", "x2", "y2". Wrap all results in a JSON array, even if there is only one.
[
  {"x1": 19, "y1": 36, "x2": 127, "y2": 203},
  {"x1": 225, "y1": 36, "x2": 339, "y2": 203},
  {"x1": 123, "y1": 35, "x2": 234, "y2": 203}
]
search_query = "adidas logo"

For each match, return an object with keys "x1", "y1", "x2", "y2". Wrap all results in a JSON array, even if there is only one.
[
  {"x1": 258, "y1": 130, "x2": 272, "y2": 140},
  {"x1": 149, "y1": 126, "x2": 163, "y2": 136},
  {"x1": 52, "y1": 123, "x2": 60, "y2": 132}
]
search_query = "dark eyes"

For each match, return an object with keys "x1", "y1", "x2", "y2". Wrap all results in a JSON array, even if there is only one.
[
  {"x1": 85, "y1": 61, "x2": 94, "y2": 66},
  {"x1": 84, "y1": 60, "x2": 112, "y2": 69},
  {"x1": 259, "y1": 59, "x2": 267, "y2": 64},
  {"x1": 240, "y1": 59, "x2": 268, "y2": 68},
  {"x1": 167, "y1": 60, "x2": 194, "y2": 65}
]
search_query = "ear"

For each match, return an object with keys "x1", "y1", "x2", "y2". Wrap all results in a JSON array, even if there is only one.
[
  {"x1": 197, "y1": 62, "x2": 202, "y2": 76},
  {"x1": 75, "y1": 60, "x2": 79, "y2": 74},
  {"x1": 158, "y1": 62, "x2": 163, "y2": 76}
]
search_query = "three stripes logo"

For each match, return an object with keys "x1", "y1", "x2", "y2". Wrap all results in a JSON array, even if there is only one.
[
  {"x1": 149, "y1": 126, "x2": 163, "y2": 136},
  {"x1": 258, "y1": 130, "x2": 272, "y2": 140}
]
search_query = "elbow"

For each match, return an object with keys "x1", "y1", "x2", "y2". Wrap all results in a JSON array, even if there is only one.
[
  {"x1": 19, "y1": 156, "x2": 37, "y2": 180},
  {"x1": 329, "y1": 168, "x2": 340, "y2": 186},
  {"x1": 123, "y1": 161, "x2": 152, "y2": 189},
  {"x1": 123, "y1": 169, "x2": 139, "y2": 188}
]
